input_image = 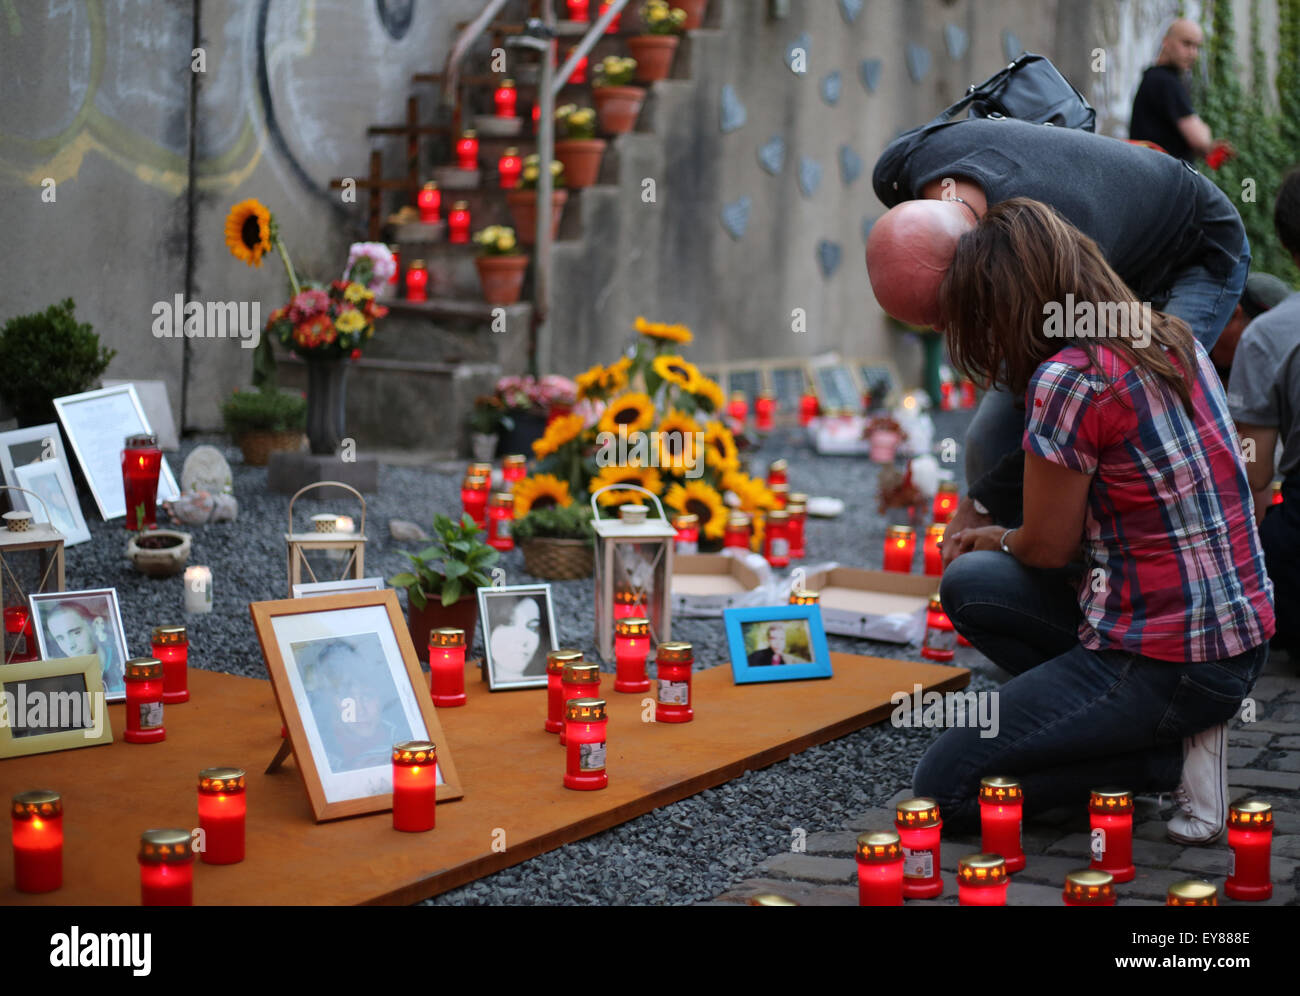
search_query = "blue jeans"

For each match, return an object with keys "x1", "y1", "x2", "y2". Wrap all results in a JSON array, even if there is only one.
[{"x1": 913, "y1": 551, "x2": 1268, "y2": 833}]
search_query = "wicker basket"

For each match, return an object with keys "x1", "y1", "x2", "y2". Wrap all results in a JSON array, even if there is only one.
[
  {"x1": 238, "y1": 430, "x2": 305, "y2": 466},
  {"x1": 521, "y1": 537, "x2": 594, "y2": 580}
]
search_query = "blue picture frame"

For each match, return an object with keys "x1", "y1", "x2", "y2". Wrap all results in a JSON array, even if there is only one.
[{"x1": 724, "y1": 605, "x2": 833, "y2": 684}]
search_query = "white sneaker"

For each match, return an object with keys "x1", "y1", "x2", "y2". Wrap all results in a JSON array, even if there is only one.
[{"x1": 1166, "y1": 722, "x2": 1228, "y2": 845}]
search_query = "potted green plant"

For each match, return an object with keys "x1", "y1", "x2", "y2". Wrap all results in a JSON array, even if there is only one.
[
  {"x1": 554, "y1": 104, "x2": 606, "y2": 188},
  {"x1": 220, "y1": 387, "x2": 307, "y2": 465},
  {"x1": 472, "y1": 225, "x2": 530, "y2": 306},
  {"x1": 0, "y1": 299, "x2": 116, "y2": 427},
  {"x1": 592, "y1": 56, "x2": 644, "y2": 134},
  {"x1": 628, "y1": 1, "x2": 686, "y2": 82},
  {"x1": 506, "y1": 155, "x2": 568, "y2": 246},
  {"x1": 512, "y1": 504, "x2": 596, "y2": 579},
  {"x1": 389, "y1": 513, "x2": 500, "y2": 661}
]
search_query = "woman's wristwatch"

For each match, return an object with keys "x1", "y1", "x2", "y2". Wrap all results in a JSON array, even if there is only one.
[{"x1": 999, "y1": 528, "x2": 1017, "y2": 557}]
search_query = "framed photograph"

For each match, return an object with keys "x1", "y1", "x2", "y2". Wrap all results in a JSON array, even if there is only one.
[
  {"x1": 53, "y1": 384, "x2": 181, "y2": 521},
  {"x1": 249, "y1": 590, "x2": 463, "y2": 821},
  {"x1": 0, "y1": 423, "x2": 91, "y2": 545},
  {"x1": 477, "y1": 583, "x2": 558, "y2": 690},
  {"x1": 0, "y1": 655, "x2": 113, "y2": 759},
  {"x1": 767, "y1": 363, "x2": 811, "y2": 422},
  {"x1": 724, "y1": 604, "x2": 833, "y2": 685},
  {"x1": 292, "y1": 577, "x2": 386, "y2": 599},
  {"x1": 852, "y1": 358, "x2": 902, "y2": 410},
  {"x1": 29, "y1": 588, "x2": 130, "y2": 702},
  {"x1": 808, "y1": 355, "x2": 862, "y2": 413}
]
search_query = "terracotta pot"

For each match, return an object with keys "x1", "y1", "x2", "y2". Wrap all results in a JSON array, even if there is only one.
[
  {"x1": 554, "y1": 138, "x2": 607, "y2": 188},
  {"x1": 592, "y1": 85, "x2": 645, "y2": 134},
  {"x1": 676, "y1": 0, "x2": 707, "y2": 29},
  {"x1": 474, "y1": 253, "x2": 530, "y2": 306},
  {"x1": 406, "y1": 591, "x2": 480, "y2": 663},
  {"x1": 237, "y1": 429, "x2": 303, "y2": 466},
  {"x1": 627, "y1": 35, "x2": 679, "y2": 82},
  {"x1": 505, "y1": 189, "x2": 569, "y2": 246}
]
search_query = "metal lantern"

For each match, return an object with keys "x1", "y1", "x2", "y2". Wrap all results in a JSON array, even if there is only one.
[
  {"x1": 591, "y1": 486, "x2": 676, "y2": 662},
  {"x1": 284, "y1": 482, "x2": 368, "y2": 594},
  {"x1": 1, "y1": 486, "x2": 65, "y2": 665}
]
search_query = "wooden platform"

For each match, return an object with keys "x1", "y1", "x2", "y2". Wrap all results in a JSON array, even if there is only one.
[{"x1": 2, "y1": 654, "x2": 968, "y2": 905}]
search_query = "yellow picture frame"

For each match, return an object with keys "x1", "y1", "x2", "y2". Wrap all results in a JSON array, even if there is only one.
[{"x1": 0, "y1": 654, "x2": 113, "y2": 759}]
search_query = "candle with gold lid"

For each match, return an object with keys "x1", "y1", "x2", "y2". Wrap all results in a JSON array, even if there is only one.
[
  {"x1": 488, "y1": 492, "x2": 515, "y2": 551},
  {"x1": 613, "y1": 616, "x2": 651, "y2": 693},
  {"x1": 786, "y1": 498, "x2": 807, "y2": 559},
  {"x1": 455, "y1": 130, "x2": 479, "y2": 170},
  {"x1": 723, "y1": 512, "x2": 751, "y2": 550},
  {"x1": 1167, "y1": 879, "x2": 1218, "y2": 906},
  {"x1": 429, "y1": 628, "x2": 467, "y2": 707},
  {"x1": 12, "y1": 790, "x2": 62, "y2": 893},
  {"x1": 1226, "y1": 799, "x2": 1273, "y2": 900},
  {"x1": 1063, "y1": 868, "x2": 1115, "y2": 906},
  {"x1": 789, "y1": 588, "x2": 819, "y2": 606},
  {"x1": 502, "y1": 454, "x2": 527, "y2": 490},
  {"x1": 124, "y1": 658, "x2": 165, "y2": 744},
  {"x1": 672, "y1": 513, "x2": 699, "y2": 555},
  {"x1": 767, "y1": 459, "x2": 788, "y2": 487},
  {"x1": 560, "y1": 662, "x2": 600, "y2": 745},
  {"x1": 197, "y1": 767, "x2": 246, "y2": 865},
  {"x1": 921, "y1": 595, "x2": 956, "y2": 662},
  {"x1": 655, "y1": 641, "x2": 693, "y2": 723},
  {"x1": 138, "y1": 828, "x2": 194, "y2": 906},
  {"x1": 755, "y1": 394, "x2": 777, "y2": 434},
  {"x1": 152, "y1": 625, "x2": 189, "y2": 704},
  {"x1": 856, "y1": 830, "x2": 904, "y2": 906},
  {"x1": 764, "y1": 508, "x2": 791, "y2": 567},
  {"x1": 933, "y1": 482, "x2": 959, "y2": 524},
  {"x1": 392, "y1": 741, "x2": 438, "y2": 832},
  {"x1": 405, "y1": 259, "x2": 428, "y2": 301},
  {"x1": 883, "y1": 525, "x2": 915, "y2": 572},
  {"x1": 726, "y1": 391, "x2": 748, "y2": 434},
  {"x1": 493, "y1": 78, "x2": 518, "y2": 118},
  {"x1": 957, "y1": 852, "x2": 1009, "y2": 906},
  {"x1": 924, "y1": 523, "x2": 945, "y2": 576},
  {"x1": 417, "y1": 180, "x2": 441, "y2": 223},
  {"x1": 612, "y1": 585, "x2": 645, "y2": 620},
  {"x1": 546, "y1": 649, "x2": 584, "y2": 733},
  {"x1": 1089, "y1": 787, "x2": 1135, "y2": 883},
  {"x1": 895, "y1": 797, "x2": 943, "y2": 898},
  {"x1": 979, "y1": 776, "x2": 1025, "y2": 872},
  {"x1": 448, "y1": 200, "x2": 471, "y2": 243},
  {"x1": 461, "y1": 472, "x2": 490, "y2": 528},
  {"x1": 564, "y1": 698, "x2": 608, "y2": 791},
  {"x1": 769, "y1": 482, "x2": 789, "y2": 509},
  {"x1": 1272, "y1": 480, "x2": 1283, "y2": 506}
]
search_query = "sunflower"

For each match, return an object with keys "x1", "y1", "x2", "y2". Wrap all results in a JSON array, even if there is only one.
[
  {"x1": 589, "y1": 464, "x2": 664, "y2": 505},
  {"x1": 604, "y1": 356, "x2": 632, "y2": 394},
  {"x1": 723, "y1": 470, "x2": 777, "y2": 515},
  {"x1": 575, "y1": 356, "x2": 632, "y2": 400},
  {"x1": 532, "y1": 413, "x2": 586, "y2": 459},
  {"x1": 224, "y1": 199, "x2": 273, "y2": 267},
  {"x1": 512, "y1": 474, "x2": 573, "y2": 517},
  {"x1": 655, "y1": 409, "x2": 703, "y2": 473},
  {"x1": 664, "y1": 481, "x2": 729, "y2": 540},
  {"x1": 703, "y1": 420, "x2": 739, "y2": 474},
  {"x1": 598, "y1": 392, "x2": 655, "y2": 436},
  {"x1": 575, "y1": 364, "x2": 607, "y2": 400},
  {"x1": 652, "y1": 354, "x2": 699, "y2": 393},
  {"x1": 693, "y1": 375, "x2": 725, "y2": 413},
  {"x1": 750, "y1": 511, "x2": 766, "y2": 553},
  {"x1": 635, "y1": 316, "x2": 693, "y2": 344}
]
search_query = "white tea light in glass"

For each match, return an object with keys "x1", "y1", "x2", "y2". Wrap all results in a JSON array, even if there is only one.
[
  {"x1": 184, "y1": 565, "x2": 213, "y2": 614},
  {"x1": 327, "y1": 516, "x2": 356, "y2": 562}
]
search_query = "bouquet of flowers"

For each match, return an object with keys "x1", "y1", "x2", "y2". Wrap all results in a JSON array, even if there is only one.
[
  {"x1": 495, "y1": 374, "x2": 578, "y2": 415},
  {"x1": 516, "y1": 154, "x2": 566, "y2": 190},
  {"x1": 264, "y1": 281, "x2": 387, "y2": 361},
  {"x1": 556, "y1": 104, "x2": 598, "y2": 140},
  {"x1": 641, "y1": 0, "x2": 687, "y2": 34},
  {"x1": 594, "y1": 55, "x2": 638, "y2": 87},
  {"x1": 473, "y1": 225, "x2": 520, "y2": 256},
  {"x1": 344, "y1": 242, "x2": 397, "y2": 292}
]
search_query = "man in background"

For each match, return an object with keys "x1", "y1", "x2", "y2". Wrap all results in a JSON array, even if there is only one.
[
  {"x1": 1211, "y1": 272, "x2": 1293, "y2": 384},
  {"x1": 1130, "y1": 18, "x2": 1224, "y2": 164}
]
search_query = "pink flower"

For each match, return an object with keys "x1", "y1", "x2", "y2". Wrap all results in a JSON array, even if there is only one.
[{"x1": 288, "y1": 288, "x2": 330, "y2": 322}]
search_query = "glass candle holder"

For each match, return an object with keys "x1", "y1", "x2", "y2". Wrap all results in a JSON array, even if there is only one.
[
  {"x1": 546, "y1": 649, "x2": 584, "y2": 733},
  {"x1": 417, "y1": 181, "x2": 441, "y2": 223},
  {"x1": 564, "y1": 698, "x2": 608, "y2": 791},
  {"x1": 494, "y1": 79, "x2": 518, "y2": 118},
  {"x1": 723, "y1": 512, "x2": 751, "y2": 550},
  {"x1": 389, "y1": 244, "x2": 401, "y2": 283},
  {"x1": 979, "y1": 776, "x2": 1025, "y2": 873},
  {"x1": 895, "y1": 798, "x2": 944, "y2": 899},
  {"x1": 197, "y1": 767, "x2": 246, "y2": 865},
  {"x1": 755, "y1": 394, "x2": 777, "y2": 434},
  {"x1": 1167, "y1": 879, "x2": 1218, "y2": 906},
  {"x1": 461, "y1": 473, "x2": 490, "y2": 528},
  {"x1": 3, "y1": 605, "x2": 38, "y2": 663},
  {"x1": 883, "y1": 525, "x2": 916, "y2": 573},
  {"x1": 799, "y1": 394, "x2": 819, "y2": 426},
  {"x1": 12, "y1": 790, "x2": 62, "y2": 893},
  {"x1": 933, "y1": 483, "x2": 959, "y2": 524},
  {"x1": 764, "y1": 509, "x2": 791, "y2": 568},
  {"x1": 566, "y1": 0, "x2": 589, "y2": 19},
  {"x1": 655, "y1": 641, "x2": 693, "y2": 723},
  {"x1": 672, "y1": 513, "x2": 699, "y2": 555},
  {"x1": 392, "y1": 741, "x2": 438, "y2": 832},
  {"x1": 405, "y1": 260, "x2": 429, "y2": 301},
  {"x1": 769, "y1": 483, "x2": 789, "y2": 510},
  {"x1": 448, "y1": 201, "x2": 471, "y2": 243},
  {"x1": 502, "y1": 454, "x2": 527, "y2": 490},
  {"x1": 612, "y1": 587, "x2": 645, "y2": 621},
  {"x1": 183, "y1": 564, "x2": 213, "y2": 614},
  {"x1": 613, "y1": 616, "x2": 651, "y2": 693},
  {"x1": 569, "y1": 50, "x2": 588, "y2": 83},
  {"x1": 122, "y1": 433, "x2": 162, "y2": 531},
  {"x1": 1271, "y1": 481, "x2": 1283, "y2": 506},
  {"x1": 1225, "y1": 800, "x2": 1273, "y2": 901},
  {"x1": 139, "y1": 828, "x2": 193, "y2": 906},
  {"x1": 1089, "y1": 787, "x2": 1135, "y2": 883},
  {"x1": 856, "y1": 831, "x2": 904, "y2": 906},
  {"x1": 921, "y1": 596, "x2": 956, "y2": 662},
  {"x1": 786, "y1": 498, "x2": 807, "y2": 559},
  {"x1": 487, "y1": 492, "x2": 515, "y2": 552},
  {"x1": 429, "y1": 628, "x2": 467, "y2": 707},
  {"x1": 1062, "y1": 868, "x2": 1115, "y2": 906},
  {"x1": 455, "y1": 130, "x2": 479, "y2": 170},
  {"x1": 789, "y1": 588, "x2": 819, "y2": 606},
  {"x1": 924, "y1": 524, "x2": 945, "y2": 577},
  {"x1": 560, "y1": 662, "x2": 601, "y2": 745},
  {"x1": 957, "y1": 853, "x2": 1009, "y2": 906},
  {"x1": 152, "y1": 625, "x2": 189, "y2": 704},
  {"x1": 726, "y1": 391, "x2": 748, "y2": 434},
  {"x1": 599, "y1": 2, "x2": 621, "y2": 31},
  {"x1": 469, "y1": 461, "x2": 494, "y2": 482},
  {"x1": 124, "y1": 658, "x2": 165, "y2": 744},
  {"x1": 498, "y1": 148, "x2": 524, "y2": 189}
]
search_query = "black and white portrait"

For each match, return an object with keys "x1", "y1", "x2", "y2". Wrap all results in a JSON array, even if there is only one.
[
  {"x1": 30, "y1": 589, "x2": 129, "y2": 700},
  {"x1": 478, "y1": 584, "x2": 559, "y2": 690}
]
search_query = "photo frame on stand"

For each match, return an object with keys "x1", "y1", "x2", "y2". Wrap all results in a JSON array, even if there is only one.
[
  {"x1": 0, "y1": 423, "x2": 91, "y2": 545},
  {"x1": 724, "y1": 604, "x2": 833, "y2": 685},
  {"x1": 0, "y1": 655, "x2": 113, "y2": 759},
  {"x1": 477, "y1": 583, "x2": 558, "y2": 690},
  {"x1": 29, "y1": 588, "x2": 130, "y2": 701}
]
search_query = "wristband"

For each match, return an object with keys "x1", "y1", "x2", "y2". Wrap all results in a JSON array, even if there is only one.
[{"x1": 999, "y1": 528, "x2": 1017, "y2": 557}]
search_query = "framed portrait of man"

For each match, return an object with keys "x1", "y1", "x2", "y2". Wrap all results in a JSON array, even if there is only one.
[
  {"x1": 29, "y1": 588, "x2": 130, "y2": 701},
  {"x1": 724, "y1": 604, "x2": 832, "y2": 685}
]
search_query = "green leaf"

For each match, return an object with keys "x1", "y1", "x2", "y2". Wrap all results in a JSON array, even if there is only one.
[
  {"x1": 449, "y1": 540, "x2": 472, "y2": 555},
  {"x1": 441, "y1": 578, "x2": 463, "y2": 606},
  {"x1": 409, "y1": 587, "x2": 428, "y2": 611},
  {"x1": 442, "y1": 561, "x2": 469, "y2": 579},
  {"x1": 388, "y1": 572, "x2": 418, "y2": 589},
  {"x1": 415, "y1": 545, "x2": 441, "y2": 561}
]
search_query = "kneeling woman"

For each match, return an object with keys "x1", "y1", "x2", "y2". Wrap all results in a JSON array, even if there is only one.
[{"x1": 916, "y1": 198, "x2": 1274, "y2": 843}]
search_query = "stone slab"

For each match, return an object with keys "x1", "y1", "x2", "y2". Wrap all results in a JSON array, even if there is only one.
[{"x1": 266, "y1": 452, "x2": 380, "y2": 494}]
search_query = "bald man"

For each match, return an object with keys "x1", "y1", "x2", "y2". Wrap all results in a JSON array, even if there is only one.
[{"x1": 1130, "y1": 19, "x2": 1215, "y2": 163}]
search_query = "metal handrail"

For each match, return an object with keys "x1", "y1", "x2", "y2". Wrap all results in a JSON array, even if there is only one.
[{"x1": 440, "y1": 0, "x2": 514, "y2": 112}]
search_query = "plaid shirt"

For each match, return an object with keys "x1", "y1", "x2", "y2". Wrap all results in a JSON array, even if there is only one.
[{"x1": 1024, "y1": 342, "x2": 1275, "y2": 662}]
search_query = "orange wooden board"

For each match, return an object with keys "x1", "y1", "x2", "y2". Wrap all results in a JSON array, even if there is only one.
[{"x1": 2, "y1": 653, "x2": 968, "y2": 906}]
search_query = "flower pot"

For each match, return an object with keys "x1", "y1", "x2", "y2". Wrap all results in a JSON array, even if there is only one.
[
  {"x1": 521, "y1": 537, "x2": 594, "y2": 580},
  {"x1": 305, "y1": 356, "x2": 348, "y2": 455},
  {"x1": 471, "y1": 432, "x2": 499, "y2": 462},
  {"x1": 498, "y1": 411, "x2": 548, "y2": 455},
  {"x1": 125, "y1": 529, "x2": 192, "y2": 578},
  {"x1": 627, "y1": 35, "x2": 679, "y2": 82},
  {"x1": 592, "y1": 85, "x2": 645, "y2": 134},
  {"x1": 474, "y1": 253, "x2": 530, "y2": 306},
  {"x1": 676, "y1": 0, "x2": 707, "y2": 29},
  {"x1": 406, "y1": 590, "x2": 481, "y2": 663},
  {"x1": 554, "y1": 138, "x2": 607, "y2": 188},
  {"x1": 237, "y1": 429, "x2": 304, "y2": 466},
  {"x1": 506, "y1": 189, "x2": 568, "y2": 246}
]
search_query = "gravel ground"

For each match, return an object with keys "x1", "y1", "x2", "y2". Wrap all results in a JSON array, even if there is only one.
[{"x1": 50, "y1": 408, "x2": 991, "y2": 906}]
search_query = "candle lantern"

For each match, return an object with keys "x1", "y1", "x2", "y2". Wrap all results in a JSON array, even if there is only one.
[
  {"x1": 429, "y1": 628, "x2": 467, "y2": 707},
  {"x1": 1272, "y1": 481, "x2": 1283, "y2": 506},
  {"x1": 1167, "y1": 879, "x2": 1218, "y2": 906},
  {"x1": 566, "y1": 0, "x2": 589, "y2": 20},
  {"x1": 546, "y1": 649, "x2": 584, "y2": 733},
  {"x1": 726, "y1": 391, "x2": 748, "y2": 434},
  {"x1": 933, "y1": 483, "x2": 959, "y2": 524},
  {"x1": 763, "y1": 509, "x2": 791, "y2": 568},
  {"x1": 789, "y1": 588, "x2": 819, "y2": 606},
  {"x1": 923, "y1": 524, "x2": 945, "y2": 576},
  {"x1": 921, "y1": 596, "x2": 956, "y2": 662},
  {"x1": 1063, "y1": 868, "x2": 1115, "y2": 906},
  {"x1": 461, "y1": 473, "x2": 490, "y2": 528},
  {"x1": 723, "y1": 512, "x2": 751, "y2": 550},
  {"x1": 124, "y1": 658, "x2": 165, "y2": 744},
  {"x1": 755, "y1": 394, "x2": 777, "y2": 434},
  {"x1": 3, "y1": 605, "x2": 38, "y2": 664},
  {"x1": 560, "y1": 662, "x2": 601, "y2": 745},
  {"x1": 392, "y1": 741, "x2": 438, "y2": 832},
  {"x1": 1088, "y1": 787, "x2": 1135, "y2": 883},
  {"x1": 487, "y1": 492, "x2": 515, "y2": 551},
  {"x1": 767, "y1": 459, "x2": 788, "y2": 488},
  {"x1": 591, "y1": 489, "x2": 675, "y2": 662},
  {"x1": 285, "y1": 482, "x2": 368, "y2": 595},
  {"x1": 613, "y1": 616, "x2": 651, "y2": 693},
  {"x1": 978, "y1": 776, "x2": 1025, "y2": 872},
  {"x1": 895, "y1": 798, "x2": 944, "y2": 898},
  {"x1": 388, "y1": 243, "x2": 400, "y2": 284},
  {"x1": 498, "y1": 147, "x2": 524, "y2": 189},
  {"x1": 417, "y1": 180, "x2": 441, "y2": 223},
  {"x1": 494, "y1": 78, "x2": 518, "y2": 118},
  {"x1": 122, "y1": 433, "x2": 162, "y2": 531},
  {"x1": 448, "y1": 201, "x2": 472, "y2": 244},
  {"x1": 672, "y1": 513, "x2": 699, "y2": 555},
  {"x1": 957, "y1": 853, "x2": 1009, "y2": 906},
  {"x1": 654, "y1": 641, "x2": 693, "y2": 723},
  {"x1": 883, "y1": 525, "x2": 916, "y2": 572},
  {"x1": 197, "y1": 767, "x2": 246, "y2": 865},
  {"x1": 138, "y1": 828, "x2": 194, "y2": 906},
  {"x1": 152, "y1": 625, "x2": 189, "y2": 704},
  {"x1": 799, "y1": 393, "x2": 819, "y2": 426},
  {"x1": 564, "y1": 698, "x2": 608, "y2": 790},
  {"x1": 856, "y1": 831, "x2": 904, "y2": 906},
  {"x1": 12, "y1": 790, "x2": 62, "y2": 893},
  {"x1": 1225, "y1": 799, "x2": 1273, "y2": 901},
  {"x1": 405, "y1": 259, "x2": 429, "y2": 301},
  {"x1": 455, "y1": 130, "x2": 479, "y2": 170},
  {"x1": 502, "y1": 454, "x2": 527, "y2": 490}
]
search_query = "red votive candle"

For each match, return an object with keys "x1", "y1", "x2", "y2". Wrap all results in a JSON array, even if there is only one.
[
  {"x1": 122, "y1": 433, "x2": 161, "y2": 531},
  {"x1": 883, "y1": 525, "x2": 916, "y2": 573},
  {"x1": 856, "y1": 831, "x2": 904, "y2": 906},
  {"x1": 924, "y1": 524, "x2": 945, "y2": 576},
  {"x1": 726, "y1": 391, "x2": 748, "y2": 434},
  {"x1": 12, "y1": 790, "x2": 62, "y2": 893},
  {"x1": 655, "y1": 641, "x2": 693, "y2": 723},
  {"x1": 789, "y1": 588, "x2": 819, "y2": 606},
  {"x1": 124, "y1": 658, "x2": 165, "y2": 744},
  {"x1": 568, "y1": 50, "x2": 588, "y2": 83},
  {"x1": 614, "y1": 616, "x2": 651, "y2": 693},
  {"x1": 1063, "y1": 868, "x2": 1115, "y2": 906},
  {"x1": 389, "y1": 244, "x2": 401, "y2": 284},
  {"x1": 417, "y1": 180, "x2": 441, "y2": 223},
  {"x1": 498, "y1": 147, "x2": 523, "y2": 189},
  {"x1": 979, "y1": 776, "x2": 1025, "y2": 873},
  {"x1": 560, "y1": 662, "x2": 600, "y2": 745},
  {"x1": 723, "y1": 512, "x2": 751, "y2": 550},
  {"x1": 764, "y1": 509, "x2": 791, "y2": 567},
  {"x1": 786, "y1": 496, "x2": 807, "y2": 559},
  {"x1": 933, "y1": 483, "x2": 959, "y2": 524},
  {"x1": 672, "y1": 513, "x2": 699, "y2": 555},
  {"x1": 896, "y1": 798, "x2": 944, "y2": 899},
  {"x1": 392, "y1": 740, "x2": 437, "y2": 832},
  {"x1": 613, "y1": 587, "x2": 645, "y2": 621},
  {"x1": 428, "y1": 628, "x2": 467, "y2": 707},
  {"x1": 448, "y1": 200, "x2": 471, "y2": 243},
  {"x1": 922, "y1": 596, "x2": 956, "y2": 662},
  {"x1": 958, "y1": 853, "x2": 1009, "y2": 906},
  {"x1": 564, "y1": 698, "x2": 608, "y2": 790},
  {"x1": 599, "y1": 2, "x2": 621, "y2": 31},
  {"x1": 1271, "y1": 481, "x2": 1283, "y2": 506},
  {"x1": 494, "y1": 79, "x2": 517, "y2": 118},
  {"x1": 461, "y1": 472, "x2": 489, "y2": 528},
  {"x1": 755, "y1": 394, "x2": 777, "y2": 434},
  {"x1": 1167, "y1": 879, "x2": 1218, "y2": 906},
  {"x1": 546, "y1": 649, "x2": 584, "y2": 733},
  {"x1": 960, "y1": 380, "x2": 977, "y2": 409},
  {"x1": 3, "y1": 605, "x2": 38, "y2": 663},
  {"x1": 405, "y1": 259, "x2": 429, "y2": 301},
  {"x1": 502, "y1": 454, "x2": 526, "y2": 490},
  {"x1": 488, "y1": 492, "x2": 515, "y2": 551},
  {"x1": 1089, "y1": 787, "x2": 1135, "y2": 883},
  {"x1": 152, "y1": 624, "x2": 189, "y2": 704},
  {"x1": 455, "y1": 130, "x2": 478, "y2": 170},
  {"x1": 566, "y1": 0, "x2": 589, "y2": 19},
  {"x1": 769, "y1": 482, "x2": 789, "y2": 509},
  {"x1": 799, "y1": 394, "x2": 818, "y2": 426},
  {"x1": 1226, "y1": 799, "x2": 1273, "y2": 901},
  {"x1": 139, "y1": 828, "x2": 193, "y2": 906},
  {"x1": 197, "y1": 767, "x2": 246, "y2": 865}
]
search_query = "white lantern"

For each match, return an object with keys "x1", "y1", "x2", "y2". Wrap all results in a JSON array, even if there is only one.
[
  {"x1": 284, "y1": 482, "x2": 368, "y2": 594},
  {"x1": 1, "y1": 487, "x2": 65, "y2": 665},
  {"x1": 591, "y1": 486, "x2": 676, "y2": 662}
]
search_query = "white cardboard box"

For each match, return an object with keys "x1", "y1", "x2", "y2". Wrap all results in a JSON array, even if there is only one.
[
  {"x1": 799, "y1": 566, "x2": 938, "y2": 643},
  {"x1": 671, "y1": 553, "x2": 767, "y2": 616}
]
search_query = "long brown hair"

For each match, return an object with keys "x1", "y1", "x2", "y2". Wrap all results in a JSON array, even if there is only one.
[{"x1": 937, "y1": 197, "x2": 1197, "y2": 412}]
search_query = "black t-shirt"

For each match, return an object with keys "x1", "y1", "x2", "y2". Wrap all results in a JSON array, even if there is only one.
[{"x1": 1130, "y1": 64, "x2": 1195, "y2": 161}]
